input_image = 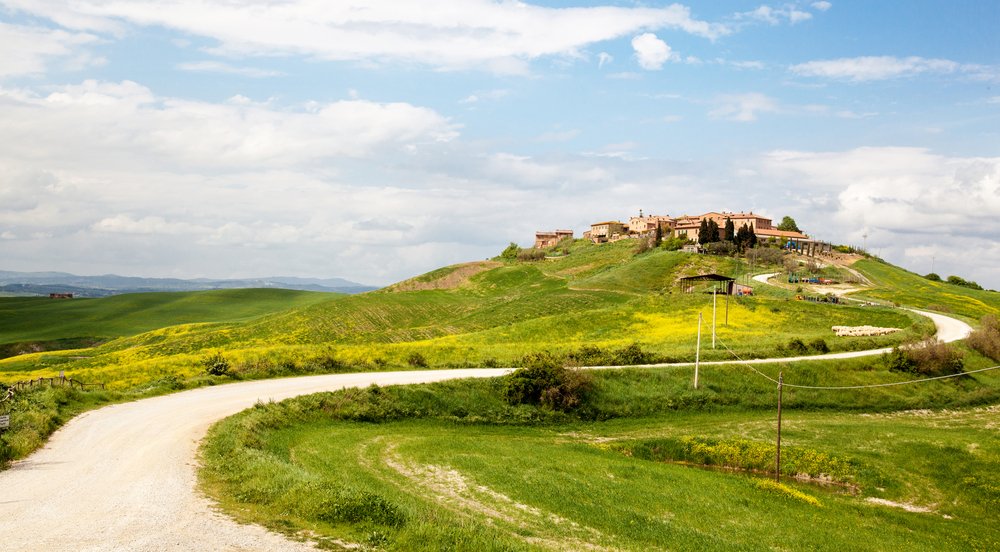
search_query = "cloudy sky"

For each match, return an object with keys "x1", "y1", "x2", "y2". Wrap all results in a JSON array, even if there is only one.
[{"x1": 1, "y1": 1, "x2": 998, "y2": 288}]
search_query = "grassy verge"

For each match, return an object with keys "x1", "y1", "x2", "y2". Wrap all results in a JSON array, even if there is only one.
[{"x1": 200, "y1": 356, "x2": 1000, "y2": 550}]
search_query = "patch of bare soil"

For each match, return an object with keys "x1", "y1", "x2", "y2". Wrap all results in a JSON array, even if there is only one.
[
  {"x1": 381, "y1": 443, "x2": 613, "y2": 551},
  {"x1": 865, "y1": 497, "x2": 935, "y2": 513},
  {"x1": 389, "y1": 261, "x2": 501, "y2": 292}
]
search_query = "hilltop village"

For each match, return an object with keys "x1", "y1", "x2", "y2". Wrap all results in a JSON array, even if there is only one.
[{"x1": 536, "y1": 210, "x2": 816, "y2": 252}]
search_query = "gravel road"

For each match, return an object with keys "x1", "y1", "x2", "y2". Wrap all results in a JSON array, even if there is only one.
[
  {"x1": 0, "y1": 369, "x2": 507, "y2": 551},
  {"x1": 0, "y1": 283, "x2": 973, "y2": 551}
]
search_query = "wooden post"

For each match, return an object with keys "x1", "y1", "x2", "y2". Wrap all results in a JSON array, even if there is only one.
[
  {"x1": 712, "y1": 287, "x2": 717, "y2": 349},
  {"x1": 694, "y1": 313, "x2": 702, "y2": 389},
  {"x1": 725, "y1": 289, "x2": 729, "y2": 326},
  {"x1": 775, "y1": 371, "x2": 783, "y2": 482}
]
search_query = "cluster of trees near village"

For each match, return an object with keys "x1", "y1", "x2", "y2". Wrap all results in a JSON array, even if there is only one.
[{"x1": 696, "y1": 218, "x2": 757, "y2": 252}]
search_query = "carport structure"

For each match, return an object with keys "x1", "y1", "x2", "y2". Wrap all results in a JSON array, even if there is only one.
[{"x1": 679, "y1": 273, "x2": 735, "y2": 294}]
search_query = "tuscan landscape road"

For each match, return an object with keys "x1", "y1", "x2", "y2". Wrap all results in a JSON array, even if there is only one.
[{"x1": 0, "y1": 302, "x2": 972, "y2": 551}]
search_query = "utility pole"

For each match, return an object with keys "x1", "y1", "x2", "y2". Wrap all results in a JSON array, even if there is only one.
[
  {"x1": 712, "y1": 287, "x2": 717, "y2": 349},
  {"x1": 775, "y1": 371, "x2": 783, "y2": 482},
  {"x1": 694, "y1": 313, "x2": 702, "y2": 389},
  {"x1": 725, "y1": 289, "x2": 729, "y2": 326}
]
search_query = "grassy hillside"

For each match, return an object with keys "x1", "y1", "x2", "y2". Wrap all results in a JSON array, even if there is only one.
[
  {"x1": 201, "y1": 358, "x2": 1000, "y2": 551},
  {"x1": 0, "y1": 241, "x2": 937, "y2": 387},
  {"x1": 853, "y1": 259, "x2": 1000, "y2": 320},
  {"x1": 0, "y1": 288, "x2": 335, "y2": 356}
]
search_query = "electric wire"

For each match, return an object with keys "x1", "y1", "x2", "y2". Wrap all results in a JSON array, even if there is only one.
[{"x1": 715, "y1": 337, "x2": 1000, "y2": 390}]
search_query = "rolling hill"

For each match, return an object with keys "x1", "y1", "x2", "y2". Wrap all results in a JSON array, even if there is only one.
[{"x1": 4, "y1": 238, "x2": 984, "y2": 388}]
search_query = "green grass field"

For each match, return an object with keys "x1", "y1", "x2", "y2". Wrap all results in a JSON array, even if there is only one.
[
  {"x1": 0, "y1": 288, "x2": 334, "y2": 353},
  {"x1": 200, "y1": 357, "x2": 1000, "y2": 551},
  {"x1": 0, "y1": 243, "x2": 943, "y2": 388}
]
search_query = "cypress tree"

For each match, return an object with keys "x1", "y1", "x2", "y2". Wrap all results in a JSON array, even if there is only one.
[
  {"x1": 724, "y1": 218, "x2": 735, "y2": 242},
  {"x1": 707, "y1": 220, "x2": 720, "y2": 243},
  {"x1": 698, "y1": 219, "x2": 709, "y2": 245}
]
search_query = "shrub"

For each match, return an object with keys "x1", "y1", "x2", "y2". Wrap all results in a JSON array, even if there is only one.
[
  {"x1": 808, "y1": 338, "x2": 830, "y2": 354},
  {"x1": 946, "y1": 275, "x2": 984, "y2": 291},
  {"x1": 612, "y1": 342, "x2": 656, "y2": 365},
  {"x1": 516, "y1": 248, "x2": 546, "y2": 261},
  {"x1": 924, "y1": 273, "x2": 942, "y2": 282},
  {"x1": 786, "y1": 338, "x2": 808, "y2": 355},
  {"x1": 884, "y1": 339, "x2": 964, "y2": 377},
  {"x1": 661, "y1": 235, "x2": 688, "y2": 251},
  {"x1": 503, "y1": 353, "x2": 592, "y2": 411},
  {"x1": 499, "y1": 242, "x2": 520, "y2": 260},
  {"x1": 634, "y1": 236, "x2": 654, "y2": 254},
  {"x1": 968, "y1": 315, "x2": 1000, "y2": 361},
  {"x1": 703, "y1": 241, "x2": 736, "y2": 256},
  {"x1": 406, "y1": 352, "x2": 429, "y2": 368},
  {"x1": 201, "y1": 352, "x2": 231, "y2": 376},
  {"x1": 748, "y1": 247, "x2": 784, "y2": 266}
]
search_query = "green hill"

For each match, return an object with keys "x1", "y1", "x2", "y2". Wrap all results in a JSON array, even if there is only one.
[
  {"x1": 0, "y1": 288, "x2": 335, "y2": 358},
  {"x1": 0, "y1": 241, "x2": 961, "y2": 388}
]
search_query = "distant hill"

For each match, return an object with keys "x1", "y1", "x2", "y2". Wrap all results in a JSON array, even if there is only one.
[{"x1": 0, "y1": 270, "x2": 377, "y2": 297}]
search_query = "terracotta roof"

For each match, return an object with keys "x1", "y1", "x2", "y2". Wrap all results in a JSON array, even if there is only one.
[{"x1": 756, "y1": 228, "x2": 809, "y2": 239}]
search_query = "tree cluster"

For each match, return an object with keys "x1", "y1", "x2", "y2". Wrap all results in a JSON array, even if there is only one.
[{"x1": 699, "y1": 217, "x2": 757, "y2": 252}]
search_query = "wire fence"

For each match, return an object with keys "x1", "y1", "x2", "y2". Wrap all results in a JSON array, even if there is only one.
[
  {"x1": 716, "y1": 337, "x2": 1000, "y2": 390},
  {"x1": 0, "y1": 376, "x2": 105, "y2": 409}
]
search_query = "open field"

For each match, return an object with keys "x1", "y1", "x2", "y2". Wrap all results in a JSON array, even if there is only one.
[
  {"x1": 0, "y1": 288, "x2": 335, "y2": 357},
  {"x1": 201, "y1": 359, "x2": 1000, "y2": 551},
  {"x1": 0, "y1": 243, "x2": 940, "y2": 388}
]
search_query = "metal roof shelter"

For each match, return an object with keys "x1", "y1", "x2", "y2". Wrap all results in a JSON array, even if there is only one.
[{"x1": 679, "y1": 273, "x2": 735, "y2": 294}]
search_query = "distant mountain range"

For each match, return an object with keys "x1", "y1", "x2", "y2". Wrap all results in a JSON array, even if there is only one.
[{"x1": 0, "y1": 270, "x2": 377, "y2": 297}]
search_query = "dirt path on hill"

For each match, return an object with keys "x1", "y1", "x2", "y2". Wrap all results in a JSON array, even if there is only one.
[
  {"x1": 0, "y1": 276, "x2": 974, "y2": 551},
  {"x1": 0, "y1": 369, "x2": 508, "y2": 552}
]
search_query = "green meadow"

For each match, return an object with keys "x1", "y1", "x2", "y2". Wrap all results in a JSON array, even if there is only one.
[
  {"x1": 0, "y1": 241, "x2": 941, "y2": 388},
  {"x1": 200, "y1": 354, "x2": 1000, "y2": 551}
]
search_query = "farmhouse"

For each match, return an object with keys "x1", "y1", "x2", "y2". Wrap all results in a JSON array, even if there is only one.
[
  {"x1": 534, "y1": 230, "x2": 574, "y2": 249},
  {"x1": 49, "y1": 293, "x2": 74, "y2": 299},
  {"x1": 627, "y1": 214, "x2": 675, "y2": 235},
  {"x1": 674, "y1": 211, "x2": 810, "y2": 245},
  {"x1": 587, "y1": 221, "x2": 627, "y2": 243}
]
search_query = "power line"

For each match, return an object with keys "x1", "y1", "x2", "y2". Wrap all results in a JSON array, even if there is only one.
[{"x1": 716, "y1": 338, "x2": 1000, "y2": 390}]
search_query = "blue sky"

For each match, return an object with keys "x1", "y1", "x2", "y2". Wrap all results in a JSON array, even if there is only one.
[{"x1": 1, "y1": 1, "x2": 998, "y2": 287}]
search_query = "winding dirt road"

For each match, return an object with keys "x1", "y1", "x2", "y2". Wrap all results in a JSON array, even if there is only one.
[
  {"x1": 0, "y1": 370, "x2": 507, "y2": 551},
  {"x1": 0, "y1": 289, "x2": 973, "y2": 551}
]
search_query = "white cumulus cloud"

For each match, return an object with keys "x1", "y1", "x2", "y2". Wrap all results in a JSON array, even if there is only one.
[
  {"x1": 631, "y1": 33, "x2": 674, "y2": 70},
  {"x1": 2, "y1": 0, "x2": 729, "y2": 73}
]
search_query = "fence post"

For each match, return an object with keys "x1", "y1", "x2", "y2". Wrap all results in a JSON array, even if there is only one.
[{"x1": 775, "y1": 371, "x2": 784, "y2": 482}]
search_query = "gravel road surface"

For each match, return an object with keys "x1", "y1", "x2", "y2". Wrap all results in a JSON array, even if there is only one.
[{"x1": 0, "y1": 369, "x2": 507, "y2": 551}]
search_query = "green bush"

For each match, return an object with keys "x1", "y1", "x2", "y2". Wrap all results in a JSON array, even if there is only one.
[
  {"x1": 503, "y1": 353, "x2": 592, "y2": 411},
  {"x1": 884, "y1": 339, "x2": 964, "y2": 377},
  {"x1": 516, "y1": 248, "x2": 546, "y2": 261},
  {"x1": 201, "y1": 352, "x2": 231, "y2": 376},
  {"x1": 407, "y1": 352, "x2": 429, "y2": 368},
  {"x1": 499, "y1": 242, "x2": 520, "y2": 260},
  {"x1": 925, "y1": 273, "x2": 942, "y2": 282},
  {"x1": 809, "y1": 338, "x2": 830, "y2": 354},
  {"x1": 786, "y1": 338, "x2": 808, "y2": 355},
  {"x1": 947, "y1": 275, "x2": 984, "y2": 291},
  {"x1": 967, "y1": 315, "x2": 1000, "y2": 361}
]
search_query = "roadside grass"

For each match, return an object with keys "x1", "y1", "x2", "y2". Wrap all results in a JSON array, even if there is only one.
[
  {"x1": 854, "y1": 259, "x2": 1000, "y2": 320},
  {"x1": 200, "y1": 364, "x2": 1000, "y2": 551},
  {"x1": 0, "y1": 244, "x2": 989, "y2": 474}
]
